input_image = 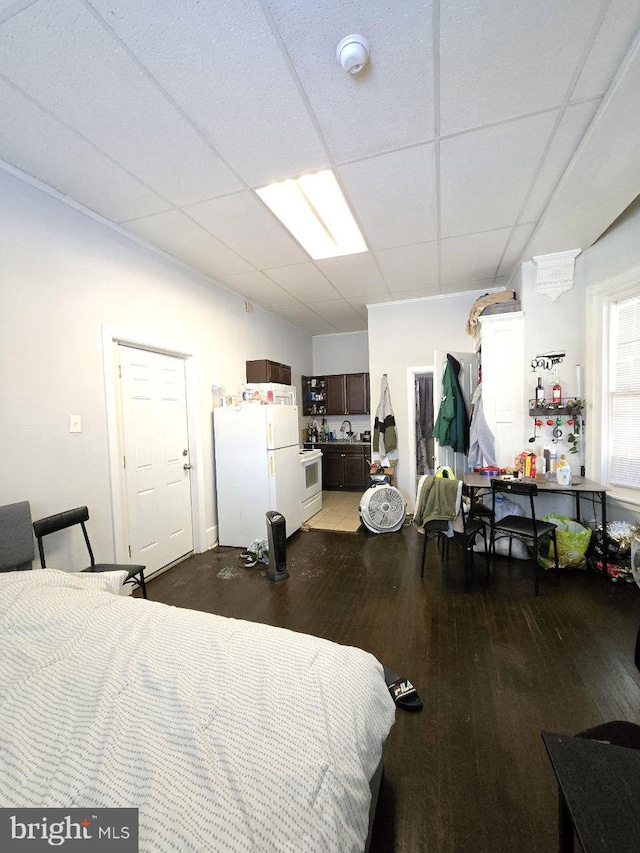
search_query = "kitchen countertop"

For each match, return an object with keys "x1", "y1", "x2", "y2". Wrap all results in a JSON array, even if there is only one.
[{"x1": 304, "y1": 440, "x2": 371, "y2": 447}]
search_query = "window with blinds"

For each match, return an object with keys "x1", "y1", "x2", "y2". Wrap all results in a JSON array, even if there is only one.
[{"x1": 609, "y1": 293, "x2": 640, "y2": 489}]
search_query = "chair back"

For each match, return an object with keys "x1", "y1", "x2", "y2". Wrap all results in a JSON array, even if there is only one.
[
  {"x1": 32, "y1": 506, "x2": 95, "y2": 569},
  {"x1": 0, "y1": 501, "x2": 34, "y2": 571},
  {"x1": 491, "y1": 478, "x2": 539, "y2": 529}
]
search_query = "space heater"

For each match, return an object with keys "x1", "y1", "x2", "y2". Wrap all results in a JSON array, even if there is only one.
[{"x1": 265, "y1": 511, "x2": 289, "y2": 582}]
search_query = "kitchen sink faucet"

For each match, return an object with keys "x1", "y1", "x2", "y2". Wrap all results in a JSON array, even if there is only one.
[{"x1": 340, "y1": 420, "x2": 352, "y2": 439}]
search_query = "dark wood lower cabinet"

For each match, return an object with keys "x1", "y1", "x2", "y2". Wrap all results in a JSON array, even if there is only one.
[{"x1": 320, "y1": 444, "x2": 369, "y2": 491}]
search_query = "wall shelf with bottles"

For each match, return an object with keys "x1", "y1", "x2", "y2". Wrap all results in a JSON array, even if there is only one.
[
  {"x1": 528, "y1": 399, "x2": 581, "y2": 417},
  {"x1": 302, "y1": 375, "x2": 327, "y2": 416}
]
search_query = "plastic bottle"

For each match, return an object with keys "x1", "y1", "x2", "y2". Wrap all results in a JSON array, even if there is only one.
[
  {"x1": 535, "y1": 376, "x2": 545, "y2": 406},
  {"x1": 556, "y1": 454, "x2": 572, "y2": 485},
  {"x1": 549, "y1": 449, "x2": 557, "y2": 474}
]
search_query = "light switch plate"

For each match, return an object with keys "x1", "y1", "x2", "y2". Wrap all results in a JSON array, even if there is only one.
[{"x1": 69, "y1": 414, "x2": 82, "y2": 433}]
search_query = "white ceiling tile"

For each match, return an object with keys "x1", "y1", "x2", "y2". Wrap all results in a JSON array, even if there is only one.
[
  {"x1": 218, "y1": 270, "x2": 298, "y2": 308},
  {"x1": 123, "y1": 210, "x2": 253, "y2": 278},
  {"x1": 305, "y1": 298, "x2": 365, "y2": 328},
  {"x1": 265, "y1": 0, "x2": 435, "y2": 161},
  {"x1": 572, "y1": 0, "x2": 640, "y2": 101},
  {"x1": 273, "y1": 302, "x2": 322, "y2": 326},
  {"x1": 440, "y1": 0, "x2": 601, "y2": 135},
  {"x1": 315, "y1": 253, "x2": 389, "y2": 297},
  {"x1": 374, "y1": 242, "x2": 439, "y2": 293},
  {"x1": 299, "y1": 318, "x2": 338, "y2": 335},
  {"x1": 0, "y1": 0, "x2": 30, "y2": 15},
  {"x1": 183, "y1": 192, "x2": 306, "y2": 269},
  {"x1": 379, "y1": 285, "x2": 442, "y2": 303},
  {"x1": 0, "y1": 79, "x2": 168, "y2": 222},
  {"x1": 521, "y1": 101, "x2": 600, "y2": 222},
  {"x1": 440, "y1": 112, "x2": 558, "y2": 238},
  {"x1": 440, "y1": 229, "x2": 511, "y2": 286},
  {"x1": 338, "y1": 144, "x2": 437, "y2": 250},
  {"x1": 87, "y1": 0, "x2": 329, "y2": 187},
  {"x1": 264, "y1": 264, "x2": 338, "y2": 302},
  {"x1": 530, "y1": 45, "x2": 640, "y2": 256},
  {"x1": 0, "y1": 0, "x2": 241, "y2": 205},
  {"x1": 497, "y1": 223, "x2": 536, "y2": 277}
]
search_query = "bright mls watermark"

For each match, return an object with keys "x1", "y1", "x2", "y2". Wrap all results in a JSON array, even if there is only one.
[{"x1": 0, "y1": 809, "x2": 138, "y2": 850}]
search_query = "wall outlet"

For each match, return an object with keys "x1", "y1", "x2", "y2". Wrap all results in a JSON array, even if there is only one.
[{"x1": 69, "y1": 414, "x2": 82, "y2": 433}]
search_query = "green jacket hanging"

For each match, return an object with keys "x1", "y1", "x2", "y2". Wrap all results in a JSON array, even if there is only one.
[{"x1": 433, "y1": 355, "x2": 469, "y2": 453}]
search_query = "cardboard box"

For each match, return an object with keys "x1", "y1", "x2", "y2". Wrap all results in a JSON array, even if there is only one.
[{"x1": 370, "y1": 459, "x2": 397, "y2": 485}]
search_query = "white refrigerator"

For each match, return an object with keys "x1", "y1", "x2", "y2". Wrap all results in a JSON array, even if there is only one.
[{"x1": 214, "y1": 404, "x2": 303, "y2": 548}]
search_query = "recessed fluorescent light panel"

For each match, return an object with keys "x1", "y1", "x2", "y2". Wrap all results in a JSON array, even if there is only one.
[{"x1": 256, "y1": 169, "x2": 368, "y2": 260}]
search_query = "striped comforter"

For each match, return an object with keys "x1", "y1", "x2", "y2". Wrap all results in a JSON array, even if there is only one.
[{"x1": 0, "y1": 570, "x2": 395, "y2": 852}]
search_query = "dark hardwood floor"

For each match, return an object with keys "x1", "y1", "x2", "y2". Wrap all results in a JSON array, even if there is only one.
[{"x1": 140, "y1": 525, "x2": 640, "y2": 853}]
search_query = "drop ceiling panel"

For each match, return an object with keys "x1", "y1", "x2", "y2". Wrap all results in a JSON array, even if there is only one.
[
  {"x1": 123, "y1": 210, "x2": 253, "y2": 278},
  {"x1": 264, "y1": 264, "x2": 338, "y2": 302},
  {"x1": 0, "y1": 0, "x2": 241, "y2": 205},
  {"x1": 380, "y1": 285, "x2": 441, "y2": 302},
  {"x1": 218, "y1": 270, "x2": 299, "y2": 308},
  {"x1": 0, "y1": 79, "x2": 168, "y2": 222},
  {"x1": 521, "y1": 101, "x2": 600, "y2": 223},
  {"x1": 273, "y1": 303, "x2": 322, "y2": 326},
  {"x1": 0, "y1": 0, "x2": 28, "y2": 15},
  {"x1": 374, "y1": 242, "x2": 439, "y2": 293},
  {"x1": 572, "y1": 0, "x2": 640, "y2": 101},
  {"x1": 315, "y1": 253, "x2": 389, "y2": 298},
  {"x1": 497, "y1": 223, "x2": 536, "y2": 277},
  {"x1": 299, "y1": 318, "x2": 337, "y2": 335},
  {"x1": 265, "y1": 0, "x2": 435, "y2": 161},
  {"x1": 305, "y1": 298, "x2": 365, "y2": 329},
  {"x1": 338, "y1": 144, "x2": 437, "y2": 250},
  {"x1": 88, "y1": 0, "x2": 329, "y2": 187},
  {"x1": 530, "y1": 43, "x2": 640, "y2": 256},
  {"x1": 440, "y1": 228, "x2": 511, "y2": 286},
  {"x1": 439, "y1": 276, "x2": 510, "y2": 296},
  {"x1": 440, "y1": 112, "x2": 558, "y2": 239},
  {"x1": 439, "y1": 0, "x2": 601, "y2": 135},
  {"x1": 184, "y1": 192, "x2": 306, "y2": 269}
]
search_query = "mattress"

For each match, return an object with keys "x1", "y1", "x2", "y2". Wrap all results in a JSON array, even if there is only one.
[{"x1": 0, "y1": 570, "x2": 395, "y2": 852}]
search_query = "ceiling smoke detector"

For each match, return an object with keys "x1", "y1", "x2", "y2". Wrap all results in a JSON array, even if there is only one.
[{"x1": 336, "y1": 35, "x2": 370, "y2": 75}]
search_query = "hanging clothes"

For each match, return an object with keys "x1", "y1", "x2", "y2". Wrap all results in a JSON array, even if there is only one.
[
  {"x1": 373, "y1": 374, "x2": 397, "y2": 457},
  {"x1": 415, "y1": 375, "x2": 433, "y2": 475},
  {"x1": 433, "y1": 354, "x2": 469, "y2": 453},
  {"x1": 468, "y1": 382, "x2": 496, "y2": 469}
]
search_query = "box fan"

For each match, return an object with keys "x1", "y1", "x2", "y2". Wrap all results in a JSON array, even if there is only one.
[{"x1": 359, "y1": 483, "x2": 407, "y2": 534}]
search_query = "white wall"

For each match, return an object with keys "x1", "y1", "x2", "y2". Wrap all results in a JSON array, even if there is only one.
[
  {"x1": 578, "y1": 197, "x2": 640, "y2": 525},
  {"x1": 0, "y1": 170, "x2": 312, "y2": 567},
  {"x1": 312, "y1": 331, "x2": 369, "y2": 374},
  {"x1": 368, "y1": 293, "x2": 479, "y2": 504}
]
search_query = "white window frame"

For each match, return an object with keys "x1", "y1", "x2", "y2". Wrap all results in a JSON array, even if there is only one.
[{"x1": 586, "y1": 264, "x2": 640, "y2": 506}]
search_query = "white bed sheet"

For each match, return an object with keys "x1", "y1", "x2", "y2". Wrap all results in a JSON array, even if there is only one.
[{"x1": 0, "y1": 570, "x2": 395, "y2": 852}]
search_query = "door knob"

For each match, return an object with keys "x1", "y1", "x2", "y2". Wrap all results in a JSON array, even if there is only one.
[{"x1": 183, "y1": 463, "x2": 192, "y2": 470}]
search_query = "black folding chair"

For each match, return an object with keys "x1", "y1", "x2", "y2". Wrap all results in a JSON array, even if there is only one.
[
  {"x1": 33, "y1": 506, "x2": 147, "y2": 598},
  {"x1": 490, "y1": 479, "x2": 558, "y2": 595}
]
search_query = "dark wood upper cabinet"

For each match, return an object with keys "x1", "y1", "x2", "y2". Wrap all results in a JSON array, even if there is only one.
[
  {"x1": 246, "y1": 360, "x2": 292, "y2": 384},
  {"x1": 346, "y1": 372, "x2": 369, "y2": 414},
  {"x1": 326, "y1": 374, "x2": 347, "y2": 415},
  {"x1": 302, "y1": 372, "x2": 370, "y2": 416}
]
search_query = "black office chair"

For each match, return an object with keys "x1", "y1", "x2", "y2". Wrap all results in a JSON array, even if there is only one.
[
  {"x1": 0, "y1": 500, "x2": 34, "y2": 572},
  {"x1": 490, "y1": 478, "x2": 558, "y2": 595},
  {"x1": 33, "y1": 506, "x2": 147, "y2": 598},
  {"x1": 576, "y1": 623, "x2": 640, "y2": 748}
]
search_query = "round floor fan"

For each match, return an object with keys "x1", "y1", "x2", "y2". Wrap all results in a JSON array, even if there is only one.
[{"x1": 359, "y1": 483, "x2": 407, "y2": 534}]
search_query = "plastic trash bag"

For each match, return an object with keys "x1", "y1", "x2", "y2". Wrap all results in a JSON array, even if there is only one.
[
  {"x1": 474, "y1": 493, "x2": 529, "y2": 559},
  {"x1": 538, "y1": 514, "x2": 592, "y2": 569}
]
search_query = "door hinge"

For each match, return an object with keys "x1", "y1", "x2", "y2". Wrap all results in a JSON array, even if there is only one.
[
  {"x1": 128, "y1": 545, "x2": 131, "y2": 557},
  {"x1": 123, "y1": 455, "x2": 126, "y2": 469},
  {"x1": 118, "y1": 364, "x2": 122, "y2": 378}
]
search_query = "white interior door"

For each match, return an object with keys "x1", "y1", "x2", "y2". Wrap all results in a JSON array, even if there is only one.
[{"x1": 119, "y1": 345, "x2": 194, "y2": 576}]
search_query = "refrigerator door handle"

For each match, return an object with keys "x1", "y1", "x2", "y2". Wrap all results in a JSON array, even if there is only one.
[
  {"x1": 268, "y1": 423, "x2": 273, "y2": 446},
  {"x1": 270, "y1": 455, "x2": 274, "y2": 476}
]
